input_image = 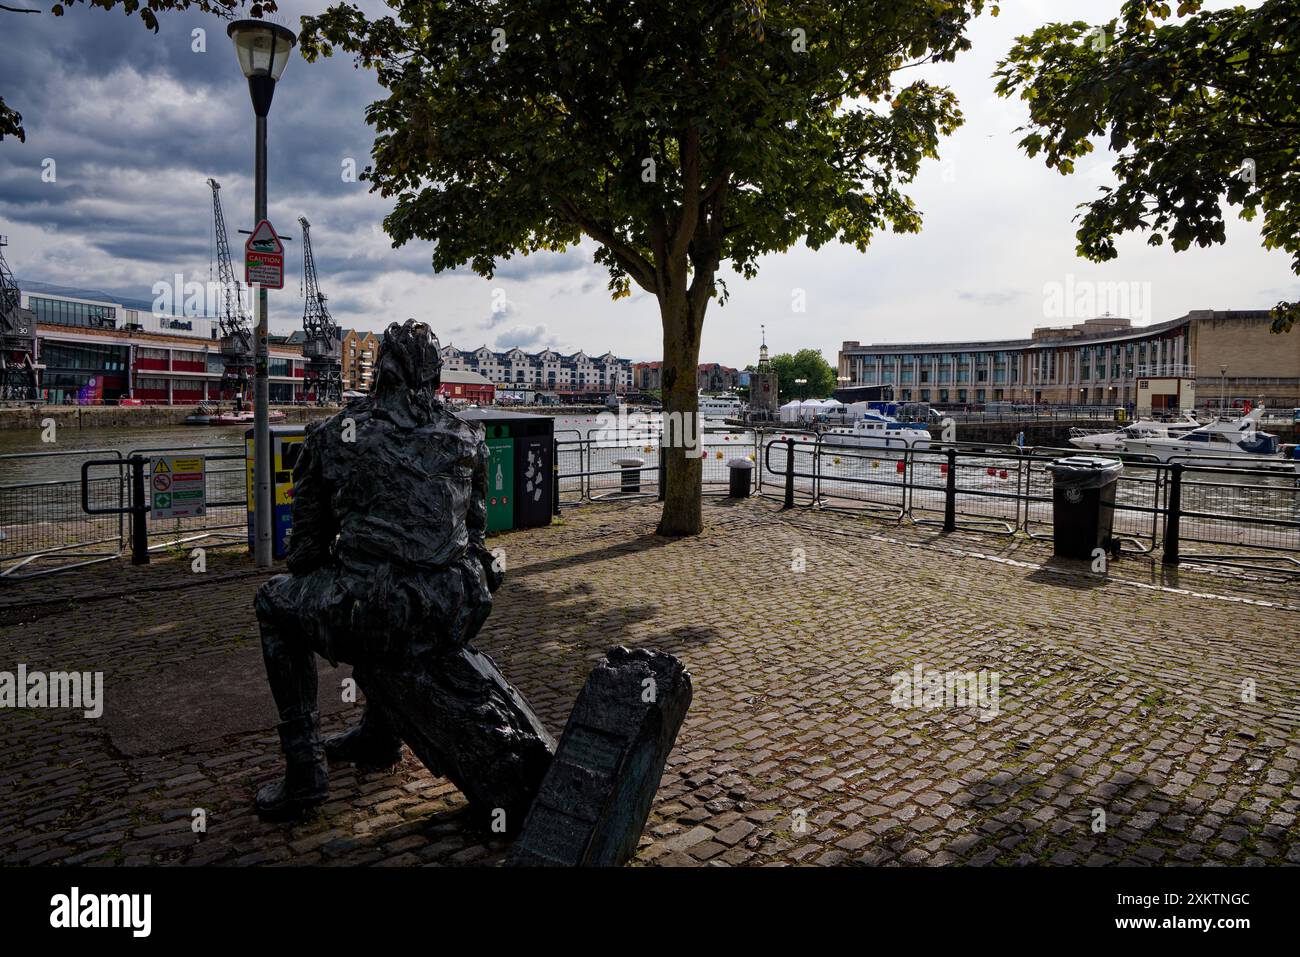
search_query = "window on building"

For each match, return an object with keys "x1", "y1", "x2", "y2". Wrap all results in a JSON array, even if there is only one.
[{"x1": 29, "y1": 296, "x2": 117, "y2": 329}]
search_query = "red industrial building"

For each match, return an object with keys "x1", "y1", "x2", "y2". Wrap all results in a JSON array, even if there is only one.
[{"x1": 437, "y1": 369, "x2": 495, "y2": 405}]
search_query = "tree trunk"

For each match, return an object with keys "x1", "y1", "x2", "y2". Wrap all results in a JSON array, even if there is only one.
[{"x1": 656, "y1": 291, "x2": 704, "y2": 536}]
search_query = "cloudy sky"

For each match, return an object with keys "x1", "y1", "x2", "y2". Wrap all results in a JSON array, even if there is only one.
[{"x1": 1, "y1": 0, "x2": 1293, "y2": 367}]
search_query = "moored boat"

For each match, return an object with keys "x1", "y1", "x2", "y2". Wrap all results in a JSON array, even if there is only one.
[
  {"x1": 821, "y1": 411, "x2": 931, "y2": 450},
  {"x1": 1120, "y1": 406, "x2": 1297, "y2": 471},
  {"x1": 699, "y1": 393, "x2": 743, "y2": 418},
  {"x1": 185, "y1": 404, "x2": 286, "y2": 426},
  {"x1": 1068, "y1": 411, "x2": 1201, "y2": 451}
]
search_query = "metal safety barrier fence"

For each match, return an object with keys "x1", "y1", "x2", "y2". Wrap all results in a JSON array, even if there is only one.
[
  {"x1": 554, "y1": 427, "x2": 759, "y2": 506},
  {"x1": 756, "y1": 431, "x2": 1300, "y2": 573},
  {"x1": 5, "y1": 428, "x2": 1296, "y2": 580},
  {"x1": 0, "y1": 448, "x2": 126, "y2": 579}
]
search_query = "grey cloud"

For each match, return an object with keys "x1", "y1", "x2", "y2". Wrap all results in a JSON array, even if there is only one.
[
  {"x1": 482, "y1": 299, "x2": 517, "y2": 328},
  {"x1": 957, "y1": 289, "x2": 1024, "y2": 307},
  {"x1": 495, "y1": 324, "x2": 551, "y2": 350}
]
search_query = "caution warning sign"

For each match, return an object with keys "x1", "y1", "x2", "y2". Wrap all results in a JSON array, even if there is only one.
[
  {"x1": 151, "y1": 455, "x2": 206, "y2": 520},
  {"x1": 244, "y1": 219, "x2": 284, "y2": 289}
]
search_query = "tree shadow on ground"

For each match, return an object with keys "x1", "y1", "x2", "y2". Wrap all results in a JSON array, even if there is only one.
[
  {"x1": 503, "y1": 531, "x2": 671, "y2": 581},
  {"x1": 934, "y1": 762, "x2": 1241, "y2": 866}
]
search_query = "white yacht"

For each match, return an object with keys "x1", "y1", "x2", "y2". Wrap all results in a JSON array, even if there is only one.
[
  {"x1": 821, "y1": 411, "x2": 932, "y2": 450},
  {"x1": 1121, "y1": 407, "x2": 1296, "y2": 469},
  {"x1": 1068, "y1": 411, "x2": 1201, "y2": 451},
  {"x1": 698, "y1": 393, "x2": 743, "y2": 419}
]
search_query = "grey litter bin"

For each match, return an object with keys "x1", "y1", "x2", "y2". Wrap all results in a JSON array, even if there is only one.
[
  {"x1": 1045, "y1": 455, "x2": 1123, "y2": 560},
  {"x1": 617, "y1": 457, "x2": 645, "y2": 494},
  {"x1": 728, "y1": 457, "x2": 754, "y2": 498}
]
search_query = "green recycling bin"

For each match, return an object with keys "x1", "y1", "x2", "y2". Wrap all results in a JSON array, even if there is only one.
[{"x1": 458, "y1": 408, "x2": 555, "y2": 533}]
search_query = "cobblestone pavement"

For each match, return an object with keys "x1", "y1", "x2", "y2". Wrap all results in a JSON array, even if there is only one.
[{"x1": 2, "y1": 498, "x2": 1298, "y2": 867}]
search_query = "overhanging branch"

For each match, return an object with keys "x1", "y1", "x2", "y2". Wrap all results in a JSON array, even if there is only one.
[{"x1": 557, "y1": 197, "x2": 658, "y2": 294}]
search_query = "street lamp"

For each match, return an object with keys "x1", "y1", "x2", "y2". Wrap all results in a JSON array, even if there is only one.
[
  {"x1": 228, "y1": 18, "x2": 296, "y2": 568},
  {"x1": 795, "y1": 377, "x2": 808, "y2": 401}
]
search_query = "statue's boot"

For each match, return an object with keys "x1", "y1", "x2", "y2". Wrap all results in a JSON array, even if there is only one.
[
  {"x1": 325, "y1": 704, "x2": 404, "y2": 770},
  {"x1": 255, "y1": 713, "x2": 329, "y2": 822}
]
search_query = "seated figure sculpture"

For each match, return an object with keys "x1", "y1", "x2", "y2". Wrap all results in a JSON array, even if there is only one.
[{"x1": 253, "y1": 319, "x2": 554, "y2": 825}]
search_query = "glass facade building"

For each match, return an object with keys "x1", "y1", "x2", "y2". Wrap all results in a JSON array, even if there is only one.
[{"x1": 28, "y1": 296, "x2": 118, "y2": 329}]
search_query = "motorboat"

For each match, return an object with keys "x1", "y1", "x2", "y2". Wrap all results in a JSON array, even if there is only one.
[
  {"x1": 185, "y1": 404, "x2": 286, "y2": 426},
  {"x1": 821, "y1": 411, "x2": 931, "y2": 450},
  {"x1": 698, "y1": 393, "x2": 743, "y2": 418},
  {"x1": 214, "y1": 408, "x2": 286, "y2": 425},
  {"x1": 1120, "y1": 406, "x2": 1296, "y2": 470},
  {"x1": 1068, "y1": 411, "x2": 1201, "y2": 451}
]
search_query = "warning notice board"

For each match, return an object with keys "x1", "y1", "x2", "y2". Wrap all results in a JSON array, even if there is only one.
[
  {"x1": 151, "y1": 455, "x2": 206, "y2": 520},
  {"x1": 244, "y1": 219, "x2": 285, "y2": 289}
]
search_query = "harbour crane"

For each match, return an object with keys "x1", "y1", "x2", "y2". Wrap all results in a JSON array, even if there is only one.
[
  {"x1": 298, "y1": 216, "x2": 342, "y2": 404},
  {"x1": 208, "y1": 178, "x2": 253, "y2": 410},
  {"x1": 0, "y1": 235, "x2": 39, "y2": 402}
]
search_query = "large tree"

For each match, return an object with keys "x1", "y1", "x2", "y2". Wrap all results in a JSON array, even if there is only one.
[
  {"x1": 771, "y1": 348, "x2": 836, "y2": 402},
  {"x1": 0, "y1": 1, "x2": 274, "y2": 143},
  {"x1": 301, "y1": 0, "x2": 992, "y2": 535},
  {"x1": 995, "y1": 0, "x2": 1300, "y2": 333}
]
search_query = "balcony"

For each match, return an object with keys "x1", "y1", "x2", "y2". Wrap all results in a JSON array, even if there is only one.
[{"x1": 1138, "y1": 364, "x2": 1196, "y2": 378}]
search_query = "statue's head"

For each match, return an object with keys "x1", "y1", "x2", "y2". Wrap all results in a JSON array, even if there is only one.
[{"x1": 374, "y1": 319, "x2": 442, "y2": 397}]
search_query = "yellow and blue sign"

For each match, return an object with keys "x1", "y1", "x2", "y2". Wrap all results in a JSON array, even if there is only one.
[{"x1": 246, "y1": 425, "x2": 306, "y2": 559}]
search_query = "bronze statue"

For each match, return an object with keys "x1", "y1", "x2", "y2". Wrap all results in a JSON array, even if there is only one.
[{"x1": 253, "y1": 319, "x2": 553, "y2": 825}]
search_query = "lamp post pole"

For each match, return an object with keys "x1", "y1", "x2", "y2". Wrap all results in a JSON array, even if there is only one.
[
  {"x1": 227, "y1": 19, "x2": 296, "y2": 568},
  {"x1": 253, "y1": 107, "x2": 271, "y2": 566}
]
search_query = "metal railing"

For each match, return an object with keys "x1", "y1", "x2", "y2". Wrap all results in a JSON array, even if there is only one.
[
  {"x1": 126, "y1": 443, "x2": 248, "y2": 557},
  {"x1": 4, "y1": 428, "x2": 1295, "y2": 581},
  {"x1": 756, "y1": 431, "x2": 1300, "y2": 573},
  {"x1": 554, "y1": 426, "x2": 760, "y2": 506},
  {"x1": 1, "y1": 442, "x2": 251, "y2": 580},
  {"x1": 0, "y1": 448, "x2": 126, "y2": 579}
]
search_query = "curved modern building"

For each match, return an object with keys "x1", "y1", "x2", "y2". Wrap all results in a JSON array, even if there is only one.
[{"x1": 839, "y1": 310, "x2": 1299, "y2": 411}]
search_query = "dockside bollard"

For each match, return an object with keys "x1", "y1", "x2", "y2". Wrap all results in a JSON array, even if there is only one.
[
  {"x1": 618, "y1": 457, "x2": 645, "y2": 494},
  {"x1": 728, "y1": 458, "x2": 754, "y2": 498},
  {"x1": 1163, "y1": 463, "x2": 1182, "y2": 566}
]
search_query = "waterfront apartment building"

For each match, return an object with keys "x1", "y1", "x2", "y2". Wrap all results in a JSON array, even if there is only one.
[
  {"x1": 839, "y1": 310, "x2": 1300, "y2": 410},
  {"x1": 19, "y1": 287, "x2": 307, "y2": 405},
  {"x1": 633, "y1": 361, "x2": 662, "y2": 392},
  {"x1": 630, "y1": 361, "x2": 744, "y2": 394},
  {"x1": 439, "y1": 343, "x2": 632, "y2": 397},
  {"x1": 340, "y1": 328, "x2": 378, "y2": 393},
  {"x1": 697, "y1": 363, "x2": 742, "y2": 392}
]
